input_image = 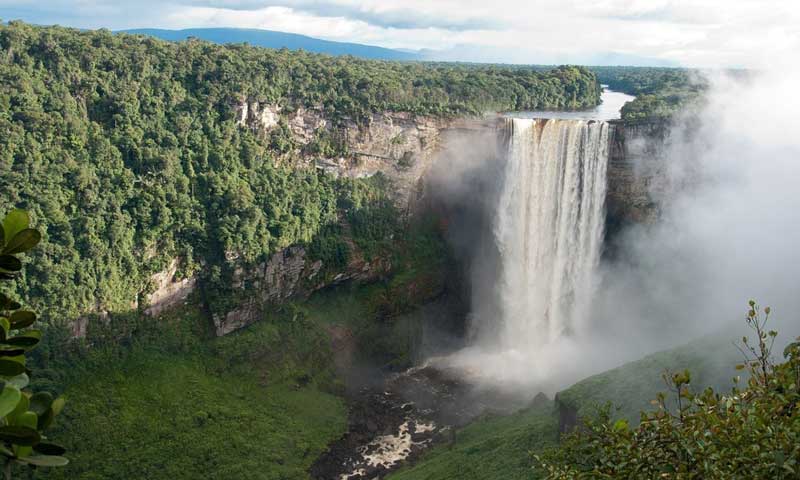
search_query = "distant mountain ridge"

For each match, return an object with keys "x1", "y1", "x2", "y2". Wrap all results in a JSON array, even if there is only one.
[
  {"x1": 120, "y1": 27, "x2": 420, "y2": 61},
  {"x1": 119, "y1": 27, "x2": 677, "y2": 67}
]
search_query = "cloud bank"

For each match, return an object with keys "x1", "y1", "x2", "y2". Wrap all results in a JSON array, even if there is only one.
[
  {"x1": 2, "y1": 0, "x2": 799, "y2": 67},
  {"x1": 423, "y1": 64, "x2": 800, "y2": 398}
]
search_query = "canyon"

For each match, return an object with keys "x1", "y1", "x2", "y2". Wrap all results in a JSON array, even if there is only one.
[{"x1": 137, "y1": 106, "x2": 669, "y2": 338}]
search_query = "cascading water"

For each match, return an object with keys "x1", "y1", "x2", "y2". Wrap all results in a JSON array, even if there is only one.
[
  {"x1": 492, "y1": 118, "x2": 609, "y2": 350},
  {"x1": 431, "y1": 117, "x2": 612, "y2": 391},
  {"x1": 316, "y1": 101, "x2": 624, "y2": 480}
]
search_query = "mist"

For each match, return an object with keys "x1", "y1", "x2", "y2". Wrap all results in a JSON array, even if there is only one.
[{"x1": 424, "y1": 67, "x2": 800, "y2": 398}]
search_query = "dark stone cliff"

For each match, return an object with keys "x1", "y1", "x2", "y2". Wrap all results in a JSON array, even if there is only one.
[{"x1": 606, "y1": 120, "x2": 671, "y2": 237}]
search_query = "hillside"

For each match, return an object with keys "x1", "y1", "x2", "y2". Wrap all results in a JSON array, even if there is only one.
[{"x1": 121, "y1": 27, "x2": 420, "y2": 61}]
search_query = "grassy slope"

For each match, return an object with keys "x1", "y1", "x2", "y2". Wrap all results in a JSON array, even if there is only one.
[
  {"x1": 47, "y1": 355, "x2": 344, "y2": 480},
  {"x1": 389, "y1": 402, "x2": 558, "y2": 480},
  {"x1": 556, "y1": 335, "x2": 741, "y2": 423},
  {"x1": 37, "y1": 305, "x2": 348, "y2": 480}
]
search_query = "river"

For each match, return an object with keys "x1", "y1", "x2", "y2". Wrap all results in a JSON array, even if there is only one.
[{"x1": 506, "y1": 86, "x2": 635, "y2": 121}]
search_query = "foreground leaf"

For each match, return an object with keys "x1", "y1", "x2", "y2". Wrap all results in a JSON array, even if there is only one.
[
  {"x1": 32, "y1": 442, "x2": 67, "y2": 456},
  {"x1": 5, "y1": 329, "x2": 42, "y2": 348},
  {"x1": 0, "y1": 426, "x2": 40, "y2": 446},
  {"x1": 50, "y1": 396, "x2": 65, "y2": 416},
  {"x1": 18, "y1": 454, "x2": 69, "y2": 467},
  {"x1": 0, "y1": 385, "x2": 20, "y2": 418},
  {"x1": 2, "y1": 210, "x2": 29, "y2": 247},
  {"x1": 0, "y1": 255, "x2": 21, "y2": 273},
  {"x1": 7, "y1": 373, "x2": 29, "y2": 390},
  {"x1": 2, "y1": 229, "x2": 41, "y2": 255},
  {"x1": 9, "y1": 311, "x2": 36, "y2": 330},
  {"x1": 29, "y1": 391, "x2": 53, "y2": 417},
  {"x1": 0, "y1": 293, "x2": 21, "y2": 311},
  {"x1": 0, "y1": 358, "x2": 26, "y2": 376}
]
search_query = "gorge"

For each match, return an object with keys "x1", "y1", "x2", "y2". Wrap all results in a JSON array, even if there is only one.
[
  {"x1": 0, "y1": 22, "x2": 699, "y2": 480},
  {"x1": 308, "y1": 92, "x2": 677, "y2": 478}
]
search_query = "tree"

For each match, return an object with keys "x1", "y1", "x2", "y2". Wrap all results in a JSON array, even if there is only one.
[
  {"x1": 537, "y1": 301, "x2": 800, "y2": 479},
  {"x1": 0, "y1": 209, "x2": 68, "y2": 479}
]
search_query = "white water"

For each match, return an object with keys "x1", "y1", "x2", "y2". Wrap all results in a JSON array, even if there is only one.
[
  {"x1": 431, "y1": 116, "x2": 611, "y2": 393},
  {"x1": 493, "y1": 118, "x2": 609, "y2": 349}
]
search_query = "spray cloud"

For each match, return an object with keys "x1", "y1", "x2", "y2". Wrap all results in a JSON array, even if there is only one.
[{"x1": 426, "y1": 66, "x2": 800, "y2": 397}]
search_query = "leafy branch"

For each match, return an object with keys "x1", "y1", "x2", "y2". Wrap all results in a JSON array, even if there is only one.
[{"x1": 0, "y1": 209, "x2": 68, "y2": 479}]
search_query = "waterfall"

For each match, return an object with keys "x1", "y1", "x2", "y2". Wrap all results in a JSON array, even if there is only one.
[{"x1": 492, "y1": 118, "x2": 610, "y2": 350}]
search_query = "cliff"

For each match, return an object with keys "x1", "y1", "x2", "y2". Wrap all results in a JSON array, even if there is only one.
[
  {"x1": 606, "y1": 120, "x2": 671, "y2": 231},
  {"x1": 135, "y1": 105, "x2": 477, "y2": 337},
  {"x1": 235, "y1": 101, "x2": 456, "y2": 212},
  {"x1": 124, "y1": 112, "x2": 668, "y2": 338}
]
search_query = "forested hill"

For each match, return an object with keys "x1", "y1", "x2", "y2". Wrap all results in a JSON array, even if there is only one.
[
  {"x1": 121, "y1": 27, "x2": 419, "y2": 61},
  {"x1": 0, "y1": 21, "x2": 600, "y2": 323},
  {"x1": 591, "y1": 66, "x2": 704, "y2": 122}
]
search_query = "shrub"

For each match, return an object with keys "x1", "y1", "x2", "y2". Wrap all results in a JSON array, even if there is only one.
[
  {"x1": 537, "y1": 301, "x2": 800, "y2": 479},
  {"x1": 0, "y1": 209, "x2": 68, "y2": 478}
]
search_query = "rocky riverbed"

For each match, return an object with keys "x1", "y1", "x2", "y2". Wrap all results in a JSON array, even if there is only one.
[{"x1": 310, "y1": 364, "x2": 529, "y2": 479}]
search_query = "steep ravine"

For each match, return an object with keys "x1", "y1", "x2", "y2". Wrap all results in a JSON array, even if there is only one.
[
  {"x1": 131, "y1": 114, "x2": 666, "y2": 341},
  {"x1": 301, "y1": 117, "x2": 671, "y2": 479}
]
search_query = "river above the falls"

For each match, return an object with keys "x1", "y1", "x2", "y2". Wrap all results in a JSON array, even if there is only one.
[{"x1": 505, "y1": 86, "x2": 635, "y2": 121}]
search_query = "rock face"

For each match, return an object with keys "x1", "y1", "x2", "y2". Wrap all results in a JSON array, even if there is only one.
[
  {"x1": 235, "y1": 101, "x2": 280, "y2": 134},
  {"x1": 207, "y1": 106, "x2": 479, "y2": 337},
  {"x1": 213, "y1": 242, "x2": 393, "y2": 336},
  {"x1": 322, "y1": 112, "x2": 449, "y2": 210},
  {"x1": 606, "y1": 120, "x2": 671, "y2": 230},
  {"x1": 235, "y1": 99, "x2": 458, "y2": 212},
  {"x1": 214, "y1": 246, "x2": 314, "y2": 336},
  {"x1": 554, "y1": 393, "x2": 579, "y2": 436},
  {"x1": 144, "y1": 259, "x2": 197, "y2": 317}
]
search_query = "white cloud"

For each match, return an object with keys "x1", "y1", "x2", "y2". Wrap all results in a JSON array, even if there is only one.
[{"x1": 2, "y1": 0, "x2": 799, "y2": 67}]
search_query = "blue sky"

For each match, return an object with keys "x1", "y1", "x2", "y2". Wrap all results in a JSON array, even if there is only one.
[{"x1": 1, "y1": 0, "x2": 798, "y2": 67}]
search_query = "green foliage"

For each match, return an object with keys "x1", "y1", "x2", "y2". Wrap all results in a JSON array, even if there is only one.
[
  {"x1": 306, "y1": 224, "x2": 351, "y2": 271},
  {"x1": 34, "y1": 304, "x2": 346, "y2": 480},
  {"x1": 305, "y1": 173, "x2": 399, "y2": 274},
  {"x1": 0, "y1": 21, "x2": 600, "y2": 322},
  {"x1": 538, "y1": 302, "x2": 800, "y2": 479},
  {"x1": 0, "y1": 209, "x2": 67, "y2": 478},
  {"x1": 592, "y1": 66, "x2": 704, "y2": 123}
]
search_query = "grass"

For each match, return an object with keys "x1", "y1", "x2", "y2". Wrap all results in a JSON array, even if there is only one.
[
  {"x1": 43, "y1": 355, "x2": 344, "y2": 480},
  {"x1": 556, "y1": 334, "x2": 741, "y2": 423},
  {"x1": 35, "y1": 305, "x2": 348, "y2": 480},
  {"x1": 388, "y1": 401, "x2": 559, "y2": 480}
]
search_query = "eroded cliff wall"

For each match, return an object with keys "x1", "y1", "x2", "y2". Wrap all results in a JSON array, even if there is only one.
[
  {"x1": 606, "y1": 120, "x2": 671, "y2": 231},
  {"x1": 110, "y1": 112, "x2": 668, "y2": 338},
  {"x1": 136, "y1": 106, "x2": 478, "y2": 337}
]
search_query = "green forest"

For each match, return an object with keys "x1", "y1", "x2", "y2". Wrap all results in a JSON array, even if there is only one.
[
  {"x1": 592, "y1": 66, "x2": 705, "y2": 122},
  {"x1": 0, "y1": 21, "x2": 601, "y2": 324}
]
